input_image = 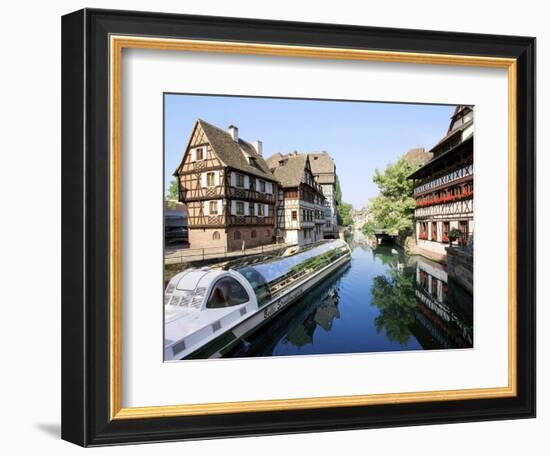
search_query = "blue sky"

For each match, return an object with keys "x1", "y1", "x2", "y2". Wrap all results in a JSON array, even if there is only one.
[{"x1": 164, "y1": 94, "x2": 455, "y2": 208}]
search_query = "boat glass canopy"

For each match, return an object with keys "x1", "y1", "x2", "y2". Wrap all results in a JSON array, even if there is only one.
[
  {"x1": 206, "y1": 276, "x2": 250, "y2": 309},
  {"x1": 236, "y1": 240, "x2": 350, "y2": 306}
]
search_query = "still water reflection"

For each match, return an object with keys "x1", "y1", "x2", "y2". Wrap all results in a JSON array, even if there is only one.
[{"x1": 228, "y1": 242, "x2": 473, "y2": 358}]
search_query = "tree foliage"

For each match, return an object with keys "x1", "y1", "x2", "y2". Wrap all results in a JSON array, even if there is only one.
[
  {"x1": 166, "y1": 177, "x2": 179, "y2": 200},
  {"x1": 334, "y1": 175, "x2": 353, "y2": 226},
  {"x1": 338, "y1": 202, "x2": 354, "y2": 227},
  {"x1": 363, "y1": 157, "x2": 418, "y2": 236},
  {"x1": 335, "y1": 175, "x2": 343, "y2": 204},
  {"x1": 370, "y1": 268, "x2": 417, "y2": 345}
]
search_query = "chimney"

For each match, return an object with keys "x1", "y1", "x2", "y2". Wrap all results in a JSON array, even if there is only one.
[
  {"x1": 228, "y1": 125, "x2": 238, "y2": 142},
  {"x1": 251, "y1": 140, "x2": 263, "y2": 156}
]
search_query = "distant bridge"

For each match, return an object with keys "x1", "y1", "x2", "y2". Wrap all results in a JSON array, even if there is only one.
[{"x1": 373, "y1": 229, "x2": 397, "y2": 245}]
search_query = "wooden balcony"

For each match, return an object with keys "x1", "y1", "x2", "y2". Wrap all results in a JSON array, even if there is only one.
[
  {"x1": 179, "y1": 186, "x2": 224, "y2": 202},
  {"x1": 227, "y1": 187, "x2": 276, "y2": 204},
  {"x1": 415, "y1": 190, "x2": 473, "y2": 208},
  {"x1": 415, "y1": 198, "x2": 474, "y2": 218},
  {"x1": 413, "y1": 164, "x2": 473, "y2": 196},
  {"x1": 180, "y1": 186, "x2": 276, "y2": 204},
  {"x1": 188, "y1": 215, "x2": 226, "y2": 228},
  {"x1": 228, "y1": 215, "x2": 275, "y2": 226}
]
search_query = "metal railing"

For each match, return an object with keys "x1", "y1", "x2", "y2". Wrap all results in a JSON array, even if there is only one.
[{"x1": 165, "y1": 241, "x2": 297, "y2": 265}]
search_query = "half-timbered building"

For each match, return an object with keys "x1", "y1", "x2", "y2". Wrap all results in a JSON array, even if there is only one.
[
  {"x1": 308, "y1": 152, "x2": 339, "y2": 239},
  {"x1": 266, "y1": 152, "x2": 326, "y2": 246},
  {"x1": 408, "y1": 106, "x2": 474, "y2": 260},
  {"x1": 174, "y1": 120, "x2": 278, "y2": 251}
]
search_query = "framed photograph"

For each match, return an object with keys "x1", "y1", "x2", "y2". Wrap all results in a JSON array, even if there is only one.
[{"x1": 61, "y1": 8, "x2": 536, "y2": 446}]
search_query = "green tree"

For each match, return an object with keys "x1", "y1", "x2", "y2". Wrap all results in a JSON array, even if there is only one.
[
  {"x1": 338, "y1": 202, "x2": 354, "y2": 227},
  {"x1": 335, "y1": 175, "x2": 343, "y2": 205},
  {"x1": 370, "y1": 268, "x2": 417, "y2": 345},
  {"x1": 166, "y1": 177, "x2": 179, "y2": 200},
  {"x1": 363, "y1": 157, "x2": 418, "y2": 236},
  {"x1": 334, "y1": 176, "x2": 354, "y2": 226}
]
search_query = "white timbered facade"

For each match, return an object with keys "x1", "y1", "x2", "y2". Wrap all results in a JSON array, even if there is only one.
[
  {"x1": 267, "y1": 153, "x2": 326, "y2": 246},
  {"x1": 409, "y1": 106, "x2": 474, "y2": 259},
  {"x1": 308, "y1": 152, "x2": 339, "y2": 239},
  {"x1": 174, "y1": 120, "x2": 278, "y2": 251}
]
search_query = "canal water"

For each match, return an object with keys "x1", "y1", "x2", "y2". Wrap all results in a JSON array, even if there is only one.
[{"x1": 227, "y1": 237, "x2": 473, "y2": 358}]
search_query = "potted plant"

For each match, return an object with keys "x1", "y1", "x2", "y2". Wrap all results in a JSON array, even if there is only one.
[{"x1": 448, "y1": 228, "x2": 462, "y2": 247}]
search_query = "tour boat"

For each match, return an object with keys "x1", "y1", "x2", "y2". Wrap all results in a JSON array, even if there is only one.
[{"x1": 164, "y1": 239, "x2": 352, "y2": 360}]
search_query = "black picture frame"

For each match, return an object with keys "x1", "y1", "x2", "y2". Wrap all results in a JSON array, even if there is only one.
[{"x1": 62, "y1": 8, "x2": 536, "y2": 447}]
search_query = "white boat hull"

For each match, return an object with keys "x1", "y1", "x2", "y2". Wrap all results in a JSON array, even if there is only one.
[{"x1": 185, "y1": 251, "x2": 351, "y2": 359}]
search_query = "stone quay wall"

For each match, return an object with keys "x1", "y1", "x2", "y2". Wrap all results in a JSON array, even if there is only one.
[{"x1": 445, "y1": 247, "x2": 473, "y2": 293}]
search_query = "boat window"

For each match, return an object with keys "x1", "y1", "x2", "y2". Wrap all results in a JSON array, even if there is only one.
[
  {"x1": 206, "y1": 277, "x2": 250, "y2": 309},
  {"x1": 237, "y1": 240, "x2": 349, "y2": 306}
]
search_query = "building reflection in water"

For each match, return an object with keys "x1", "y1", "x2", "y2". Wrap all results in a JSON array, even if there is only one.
[
  {"x1": 413, "y1": 257, "x2": 473, "y2": 349},
  {"x1": 227, "y1": 244, "x2": 473, "y2": 358},
  {"x1": 228, "y1": 267, "x2": 346, "y2": 357},
  {"x1": 369, "y1": 245, "x2": 473, "y2": 350},
  {"x1": 285, "y1": 288, "x2": 341, "y2": 347}
]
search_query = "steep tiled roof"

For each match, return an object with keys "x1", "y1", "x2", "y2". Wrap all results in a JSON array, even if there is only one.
[
  {"x1": 403, "y1": 147, "x2": 432, "y2": 167},
  {"x1": 266, "y1": 153, "x2": 309, "y2": 188},
  {"x1": 408, "y1": 134, "x2": 473, "y2": 180},
  {"x1": 307, "y1": 152, "x2": 336, "y2": 184},
  {"x1": 431, "y1": 119, "x2": 473, "y2": 152},
  {"x1": 197, "y1": 119, "x2": 276, "y2": 182}
]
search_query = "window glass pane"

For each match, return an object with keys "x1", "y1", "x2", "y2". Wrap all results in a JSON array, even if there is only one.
[
  {"x1": 207, "y1": 173, "x2": 214, "y2": 186},
  {"x1": 237, "y1": 240, "x2": 349, "y2": 306},
  {"x1": 206, "y1": 277, "x2": 250, "y2": 308},
  {"x1": 236, "y1": 174, "x2": 244, "y2": 187}
]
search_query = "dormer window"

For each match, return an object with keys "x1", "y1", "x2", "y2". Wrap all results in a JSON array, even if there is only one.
[{"x1": 248, "y1": 156, "x2": 257, "y2": 166}]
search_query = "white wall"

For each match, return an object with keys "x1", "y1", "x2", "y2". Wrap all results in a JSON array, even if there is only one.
[{"x1": 0, "y1": 1, "x2": 546, "y2": 455}]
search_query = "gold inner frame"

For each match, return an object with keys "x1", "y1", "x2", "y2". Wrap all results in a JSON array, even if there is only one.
[{"x1": 109, "y1": 35, "x2": 517, "y2": 420}]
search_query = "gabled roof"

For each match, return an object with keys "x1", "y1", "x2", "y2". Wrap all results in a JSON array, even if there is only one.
[
  {"x1": 307, "y1": 152, "x2": 336, "y2": 184},
  {"x1": 407, "y1": 106, "x2": 474, "y2": 180},
  {"x1": 407, "y1": 134, "x2": 473, "y2": 180},
  {"x1": 268, "y1": 151, "x2": 336, "y2": 185},
  {"x1": 176, "y1": 119, "x2": 276, "y2": 181},
  {"x1": 430, "y1": 118, "x2": 473, "y2": 153},
  {"x1": 403, "y1": 147, "x2": 432, "y2": 167},
  {"x1": 266, "y1": 153, "x2": 309, "y2": 188}
]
